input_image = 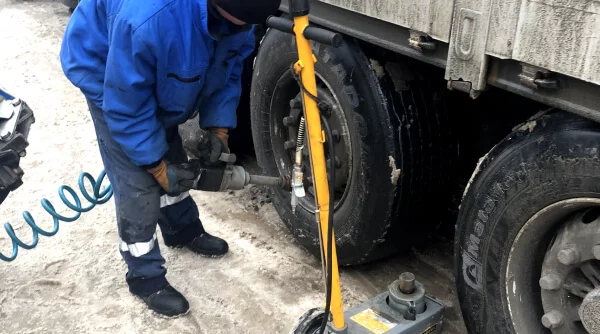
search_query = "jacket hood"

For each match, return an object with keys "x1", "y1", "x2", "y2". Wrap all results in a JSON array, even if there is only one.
[{"x1": 193, "y1": 0, "x2": 251, "y2": 41}]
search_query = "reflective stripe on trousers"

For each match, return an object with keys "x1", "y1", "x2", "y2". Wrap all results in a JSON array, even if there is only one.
[
  {"x1": 160, "y1": 192, "x2": 190, "y2": 208},
  {"x1": 119, "y1": 233, "x2": 157, "y2": 257},
  {"x1": 118, "y1": 193, "x2": 190, "y2": 257}
]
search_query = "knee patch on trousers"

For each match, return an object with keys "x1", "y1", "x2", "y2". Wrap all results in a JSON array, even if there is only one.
[{"x1": 117, "y1": 189, "x2": 161, "y2": 244}]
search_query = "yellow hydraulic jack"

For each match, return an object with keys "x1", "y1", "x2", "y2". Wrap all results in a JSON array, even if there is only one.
[{"x1": 267, "y1": 1, "x2": 445, "y2": 333}]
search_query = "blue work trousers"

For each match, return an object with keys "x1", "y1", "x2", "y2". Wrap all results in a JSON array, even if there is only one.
[{"x1": 87, "y1": 99, "x2": 204, "y2": 296}]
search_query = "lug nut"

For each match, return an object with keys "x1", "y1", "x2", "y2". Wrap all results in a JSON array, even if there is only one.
[
  {"x1": 593, "y1": 245, "x2": 600, "y2": 260},
  {"x1": 327, "y1": 157, "x2": 342, "y2": 170},
  {"x1": 284, "y1": 140, "x2": 296, "y2": 150},
  {"x1": 331, "y1": 130, "x2": 341, "y2": 143},
  {"x1": 283, "y1": 116, "x2": 297, "y2": 127},
  {"x1": 541, "y1": 311, "x2": 563, "y2": 329},
  {"x1": 399, "y1": 272, "x2": 416, "y2": 294},
  {"x1": 539, "y1": 274, "x2": 561, "y2": 291},
  {"x1": 558, "y1": 247, "x2": 581, "y2": 265}
]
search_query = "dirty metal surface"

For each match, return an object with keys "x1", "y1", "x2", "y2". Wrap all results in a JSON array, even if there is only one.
[
  {"x1": 279, "y1": 1, "x2": 450, "y2": 69},
  {"x1": 512, "y1": 0, "x2": 600, "y2": 85},
  {"x1": 445, "y1": 0, "x2": 493, "y2": 93},
  {"x1": 311, "y1": 0, "x2": 600, "y2": 87},
  {"x1": 486, "y1": 0, "x2": 522, "y2": 59},
  {"x1": 487, "y1": 59, "x2": 600, "y2": 124},
  {"x1": 317, "y1": 0, "x2": 454, "y2": 42}
]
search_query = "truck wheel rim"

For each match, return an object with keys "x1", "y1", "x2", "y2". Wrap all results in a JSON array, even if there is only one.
[
  {"x1": 506, "y1": 198, "x2": 600, "y2": 334},
  {"x1": 268, "y1": 70, "x2": 352, "y2": 213}
]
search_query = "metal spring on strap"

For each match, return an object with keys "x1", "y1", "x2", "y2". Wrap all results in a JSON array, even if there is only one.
[
  {"x1": 0, "y1": 171, "x2": 113, "y2": 262},
  {"x1": 296, "y1": 117, "x2": 306, "y2": 156}
]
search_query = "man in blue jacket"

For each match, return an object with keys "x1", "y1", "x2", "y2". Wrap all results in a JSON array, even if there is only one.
[{"x1": 60, "y1": 0, "x2": 280, "y2": 317}]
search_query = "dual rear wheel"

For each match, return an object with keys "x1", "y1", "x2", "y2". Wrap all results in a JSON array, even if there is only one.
[
  {"x1": 250, "y1": 23, "x2": 600, "y2": 334},
  {"x1": 250, "y1": 28, "x2": 457, "y2": 266},
  {"x1": 456, "y1": 111, "x2": 600, "y2": 333}
]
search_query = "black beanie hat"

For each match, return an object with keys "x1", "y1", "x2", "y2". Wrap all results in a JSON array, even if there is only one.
[{"x1": 214, "y1": 0, "x2": 281, "y2": 24}]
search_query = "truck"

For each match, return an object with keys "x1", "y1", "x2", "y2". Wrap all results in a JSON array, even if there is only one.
[
  {"x1": 242, "y1": 1, "x2": 600, "y2": 334},
  {"x1": 60, "y1": 1, "x2": 600, "y2": 332}
]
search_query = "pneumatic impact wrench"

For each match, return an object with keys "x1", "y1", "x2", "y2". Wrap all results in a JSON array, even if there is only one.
[{"x1": 183, "y1": 152, "x2": 291, "y2": 192}]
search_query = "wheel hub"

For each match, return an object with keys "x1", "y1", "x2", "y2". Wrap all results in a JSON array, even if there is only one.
[
  {"x1": 283, "y1": 86, "x2": 351, "y2": 212},
  {"x1": 539, "y1": 208, "x2": 600, "y2": 333}
]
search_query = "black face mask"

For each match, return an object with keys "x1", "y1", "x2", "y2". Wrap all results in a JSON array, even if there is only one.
[{"x1": 213, "y1": 0, "x2": 281, "y2": 25}]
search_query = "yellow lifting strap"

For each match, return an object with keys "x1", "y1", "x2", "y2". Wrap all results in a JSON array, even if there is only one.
[
  {"x1": 267, "y1": 2, "x2": 346, "y2": 330},
  {"x1": 292, "y1": 14, "x2": 345, "y2": 331}
]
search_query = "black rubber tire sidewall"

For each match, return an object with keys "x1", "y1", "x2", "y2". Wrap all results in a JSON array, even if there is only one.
[
  {"x1": 455, "y1": 111, "x2": 600, "y2": 333},
  {"x1": 250, "y1": 29, "x2": 398, "y2": 265}
]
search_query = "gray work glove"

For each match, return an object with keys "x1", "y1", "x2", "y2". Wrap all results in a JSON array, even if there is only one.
[{"x1": 196, "y1": 128, "x2": 230, "y2": 166}]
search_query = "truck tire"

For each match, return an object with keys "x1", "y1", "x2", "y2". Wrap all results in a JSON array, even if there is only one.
[
  {"x1": 456, "y1": 110, "x2": 600, "y2": 333},
  {"x1": 250, "y1": 28, "x2": 457, "y2": 265}
]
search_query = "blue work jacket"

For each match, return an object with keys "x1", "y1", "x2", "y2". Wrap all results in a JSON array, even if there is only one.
[{"x1": 60, "y1": 0, "x2": 255, "y2": 166}]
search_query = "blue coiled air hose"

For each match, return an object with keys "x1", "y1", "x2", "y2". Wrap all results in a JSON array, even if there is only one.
[{"x1": 0, "y1": 170, "x2": 112, "y2": 262}]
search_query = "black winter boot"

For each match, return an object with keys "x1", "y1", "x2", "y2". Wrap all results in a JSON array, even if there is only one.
[
  {"x1": 186, "y1": 232, "x2": 229, "y2": 257},
  {"x1": 140, "y1": 284, "x2": 190, "y2": 318}
]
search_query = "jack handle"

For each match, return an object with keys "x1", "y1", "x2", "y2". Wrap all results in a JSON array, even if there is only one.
[{"x1": 266, "y1": 16, "x2": 342, "y2": 48}]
